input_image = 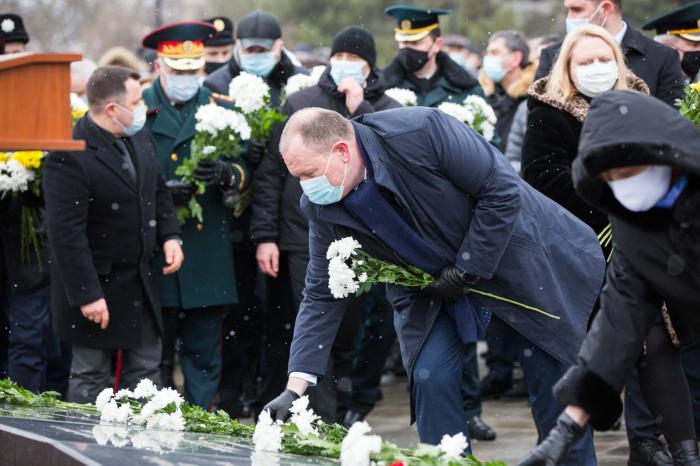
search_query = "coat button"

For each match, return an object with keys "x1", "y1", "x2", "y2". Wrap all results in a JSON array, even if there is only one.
[
  {"x1": 196, "y1": 223, "x2": 204, "y2": 231},
  {"x1": 171, "y1": 153, "x2": 178, "y2": 161}
]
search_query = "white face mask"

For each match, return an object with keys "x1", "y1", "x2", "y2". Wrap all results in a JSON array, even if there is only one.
[
  {"x1": 575, "y1": 61, "x2": 619, "y2": 98},
  {"x1": 606, "y1": 166, "x2": 672, "y2": 212}
]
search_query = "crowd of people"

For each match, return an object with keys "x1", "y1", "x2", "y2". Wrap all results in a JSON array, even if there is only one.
[{"x1": 1, "y1": 0, "x2": 700, "y2": 464}]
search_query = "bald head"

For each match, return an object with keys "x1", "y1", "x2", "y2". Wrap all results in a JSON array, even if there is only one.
[{"x1": 280, "y1": 107, "x2": 354, "y2": 157}]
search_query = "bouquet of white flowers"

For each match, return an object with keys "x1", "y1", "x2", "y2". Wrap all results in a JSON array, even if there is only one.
[
  {"x1": 174, "y1": 103, "x2": 250, "y2": 224},
  {"x1": 326, "y1": 236, "x2": 559, "y2": 320},
  {"x1": 229, "y1": 72, "x2": 286, "y2": 142},
  {"x1": 0, "y1": 151, "x2": 46, "y2": 268},
  {"x1": 385, "y1": 87, "x2": 418, "y2": 107},
  {"x1": 438, "y1": 95, "x2": 497, "y2": 141}
]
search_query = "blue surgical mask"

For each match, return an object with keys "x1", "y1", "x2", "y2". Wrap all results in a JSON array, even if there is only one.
[
  {"x1": 114, "y1": 103, "x2": 147, "y2": 137},
  {"x1": 330, "y1": 59, "x2": 366, "y2": 86},
  {"x1": 166, "y1": 74, "x2": 200, "y2": 102},
  {"x1": 300, "y1": 151, "x2": 347, "y2": 205},
  {"x1": 482, "y1": 55, "x2": 507, "y2": 83},
  {"x1": 449, "y1": 52, "x2": 467, "y2": 69},
  {"x1": 566, "y1": 2, "x2": 605, "y2": 34},
  {"x1": 240, "y1": 52, "x2": 277, "y2": 78}
]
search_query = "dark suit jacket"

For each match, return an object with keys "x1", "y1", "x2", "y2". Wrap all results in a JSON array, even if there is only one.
[
  {"x1": 536, "y1": 25, "x2": 684, "y2": 106},
  {"x1": 43, "y1": 116, "x2": 180, "y2": 349}
]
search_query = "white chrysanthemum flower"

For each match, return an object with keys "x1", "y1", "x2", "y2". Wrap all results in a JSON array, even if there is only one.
[
  {"x1": 150, "y1": 387, "x2": 184, "y2": 410},
  {"x1": 326, "y1": 237, "x2": 361, "y2": 261},
  {"x1": 482, "y1": 124, "x2": 495, "y2": 142},
  {"x1": 229, "y1": 72, "x2": 270, "y2": 113},
  {"x1": 464, "y1": 95, "x2": 498, "y2": 126},
  {"x1": 132, "y1": 379, "x2": 158, "y2": 400},
  {"x1": 114, "y1": 389, "x2": 133, "y2": 400},
  {"x1": 0, "y1": 160, "x2": 35, "y2": 193},
  {"x1": 384, "y1": 88, "x2": 418, "y2": 107},
  {"x1": 289, "y1": 396, "x2": 320, "y2": 437},
  {"x1": 328, "y1": 257, "x2": 359, "y2": 299},
  {"x1": 438, "y1": 102, "x2": 475, "y2": 126},
  {"x1": 95, "y1": 388, "x2": 114, "y2": 411},
  {"x1": 99, "y1": 399, "x2": 120, "y2": 423},
  {"x1": 253, "y1": 410, "x2": 283, "y2": 452},
  {"x1": 340, "y1": 421, "x2": 382, "y2": 466},
  {"x1": 310, "y1": 65, "x2": 327, "y2": 82},
  {"x1": 358, "y1": 273, "x2": 368, "y2": 283},
  {"x1": 439, "y1": 432, "x2": 469, "y2": 459},
  {"x1": 201, "y1": 145, "x2": 217, "y2": 155},
  {"x1": 115, "y1": 403, "x2": 133, "y2": 424},
  {"x1": 157, "y1": 411, "x2": 186, "y2": 431},
  {"x1": 285, "y1": 73, "x2": 318, "y2": 96}
]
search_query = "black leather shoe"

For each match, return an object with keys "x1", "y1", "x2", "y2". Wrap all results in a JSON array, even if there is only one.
[
  {"x1": 480, "y1": 374, "x2": 512, "y2": 400},
  {"x1": 628, "y1": 439, "x2": 673, "y2": 466},
  {"x1": 668, "y1": 440, "x2": 700, "y2": 466},
  {"x1": 343, "y1": 410, "x2": 365, "y2": 428},
  {"x1": 467, "y1": 415, "x2": 497, "y2": 441}
]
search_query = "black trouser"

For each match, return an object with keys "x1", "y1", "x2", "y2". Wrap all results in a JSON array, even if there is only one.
[
  {"x1": 218, "y1": 248, "x2": 263, "y2": 417},
  {"x1": 255, "y1": 250, "x2": 362, "y2": 423},
  {"x1": 681, "y1": 339, "x2": 700, "y2": 434}
]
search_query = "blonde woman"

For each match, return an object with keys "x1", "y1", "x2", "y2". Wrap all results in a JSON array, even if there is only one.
[{"x1": 519, "y1": 25, "x2": 698, "y2": 466}]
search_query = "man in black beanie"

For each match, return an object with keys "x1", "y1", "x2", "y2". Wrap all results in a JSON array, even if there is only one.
[{"x1": 251, "y1": 25, "x2": 401, "y2": 423}]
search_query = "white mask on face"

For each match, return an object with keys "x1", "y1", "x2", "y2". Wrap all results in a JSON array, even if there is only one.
[
  {"x1": 575, "y1": 61, "x2": 619, "y2": 98},
  {"x1": 606, "y1": 166, "x2": 672, "y2": 212}
]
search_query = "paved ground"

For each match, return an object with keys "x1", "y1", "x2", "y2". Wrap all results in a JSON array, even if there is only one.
[{"x1": 366, "y1": 376, "x2": 630, "y2": 466}]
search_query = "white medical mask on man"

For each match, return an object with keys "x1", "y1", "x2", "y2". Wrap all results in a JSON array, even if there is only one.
[
  {"x1": 606, "y1": 165, "x2": 672, "y2": 212},
  {"x1": 329, "y1": 59, "x2": 366, "y2": 86},
  {"x1": 575, "y1": 61, "x2": 618, "y2": 98},
  {"x1": 300, "y1": 150, "x2": 347, "y2": 205},
  {"x1": 112, "y1": 103, "x2": 147, "y2": 137},
  {"x1": 482, "y1": 55, "x2": 509, "y2": 83},
  {"x1": 566, "y1": 2, "x2": 608, "y2": 34},
  {"x1": 166, "y1": 74, "x2": 200, "y2": 102}
]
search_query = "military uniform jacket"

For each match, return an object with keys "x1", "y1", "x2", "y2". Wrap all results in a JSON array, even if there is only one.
[
  {"x1": 143, "y1": 79, "x2": 240, "y2": 310},
  {"x1": 383, "y1": 51, "x2": 483, "y2": 108}
]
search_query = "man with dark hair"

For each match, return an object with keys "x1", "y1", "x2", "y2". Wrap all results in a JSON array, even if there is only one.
[
  {"x1": 536, "y1": 0, "x2": 684, "y2": 106},
  {"x1": 202, "y1": 16, "x2": 235, "y2": 76},
  {"x1": 383, "y1": 5, "x2": 483, "y2": 107},
  {"x1": 0, "y1": 13, "x2": 29, "y2": 54},
  {"x1": 43, "y1": 66, "x2": 183, "y2": 403}
]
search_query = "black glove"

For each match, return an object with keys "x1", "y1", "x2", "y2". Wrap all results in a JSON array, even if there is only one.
[
  {"x1": 263, "y1": 389, "x2": 300, "y2": 422},
  {"x1": 245, "y1": 140, "x2": 267, "y2": 167},
  {"x1": 517, "y1": 412, "x2": 587, "y2": 466},
  {"x1": 193, "y1": 159, "x2": 234, "y2": 188},
  {"x1": 424, "y1": 266, "x2": 478, "y2": 301},
  {"x1": 165, "y1": 180, "x2": 196, "y2": 207}
]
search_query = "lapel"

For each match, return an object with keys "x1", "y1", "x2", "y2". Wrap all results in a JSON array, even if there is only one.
[
  {"x1": 303, "y1": 196, "x2": 372, "y2": 236},
  {"x1": 84, "y1": 116, "x2": 138, "y2": 192},
  {"x1": 352, "y1": 123, "x2": 423, "y2": 232},
  {"x1": 620, "y1": 25, "x2": 647, "y2": 57},
  {"x1": 173, "y1": 88, "x2": 211, "y2": 148}
]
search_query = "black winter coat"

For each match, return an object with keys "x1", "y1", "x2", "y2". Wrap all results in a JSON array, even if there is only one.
[
  {"x1": 536, "y1": 25, "x2": 684, "y2": 106},
  {"x1": 249, "y1": 68, "x2": 401, "y2": 250},
  {"x1": 522, "y1": 75, "x2": 649, "y2": 234},
  {"x1": 554, "y1": 91, "x2": 700, "y2": 431},
  {"x1": 43, "y1": 116, "x2": 180, "y2": 349},
  {"x1": 0, "y1": 192, "x2": 49, "y2": 293}
]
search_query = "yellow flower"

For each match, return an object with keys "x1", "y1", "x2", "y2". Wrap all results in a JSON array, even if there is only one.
[
  {"x1": 691, "y1": 82, "x2": 700, "y2": 93},
  {"x1": 72, "y1": 107, "x2": 88, "y2": 122},
  {"x1": 0, "y1": 152, "x2": 7, "y2": 163},
  {"x1": 11, "y1": 151, "x2": 43, "y2": 170}
]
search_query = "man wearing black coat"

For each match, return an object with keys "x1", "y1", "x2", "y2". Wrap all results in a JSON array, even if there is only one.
[
  {"x1": 536, "y1": 0, "x2": 684, "y2": 106},
  {"x1": 250, "y1": 26, "x2": 400, "y2": 422},
  {"x1": 519, "y1": 91, "x2": 700, "y2": 466},
  {"x1": 44, "y1": 66, "x2": 183, "y2": 403}
]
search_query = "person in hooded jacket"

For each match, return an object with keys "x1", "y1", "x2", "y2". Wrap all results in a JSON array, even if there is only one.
[
  {"x1": 250, "y1": 26, "x2": 401, "y2": 423},
  {"x1": 518, "y1": 90, "x2": 700, "y2": 466},
  {"x1": 522, "y1": 25, "x2": 685, "y2": 466}
]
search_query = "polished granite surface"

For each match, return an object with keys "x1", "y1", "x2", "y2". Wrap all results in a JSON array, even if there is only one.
[{"x1": 0, "y1": 405, "x2": 337, "y2": 465}]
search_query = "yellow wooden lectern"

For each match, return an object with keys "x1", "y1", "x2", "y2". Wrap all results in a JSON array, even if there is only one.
[{"x1": 0, "y1": 52, "x2": 86, "y2": 151}]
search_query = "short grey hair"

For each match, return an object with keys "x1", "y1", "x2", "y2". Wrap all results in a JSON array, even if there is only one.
[
  {"x1": 490, "y1": 30, "x2": 531, "y2": 68},
  {"x1": 280, "y1": 107, "x2": 353, "y2": 155}
]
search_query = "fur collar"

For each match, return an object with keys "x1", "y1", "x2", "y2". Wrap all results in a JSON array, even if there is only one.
[
  {"x1": 527, "y1": 73, "x2": 650, "y2": 122},
  {"x1": 479, "y1": 62, "x2": 537, "y2": 99}
]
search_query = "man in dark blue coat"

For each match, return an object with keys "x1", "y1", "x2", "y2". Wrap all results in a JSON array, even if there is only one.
[{"x1": 263, "y1": 106, "x2": 603, "y2": 463}]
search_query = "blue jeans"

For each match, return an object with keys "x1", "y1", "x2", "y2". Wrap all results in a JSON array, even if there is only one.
[
  {"x1": 5, "y1": 285, "x2": 62, "y2": 392},
  {"x1": 413, "y1": 312, "x2": 597, "y2": 465}
]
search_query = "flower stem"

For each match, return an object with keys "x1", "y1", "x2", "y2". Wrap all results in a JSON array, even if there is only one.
[{"x1": 467, "y1": 288, "x2": 560, "y2": 320}]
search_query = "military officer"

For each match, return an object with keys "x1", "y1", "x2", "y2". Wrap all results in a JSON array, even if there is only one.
[
  {"x1": 382, "y1": 6, "x2": 483, "y2": 107},
  {"x1": 202, "y1": 16, "x2": 235, "y2": 77},
  {"x1": 378, "y1": 5, "x2": 493, "y2": 440},
  {"x1": 141, "y1": 22, "x2": 250, "y2": 408},
  {"x1": 644, "y1": 1, "x2": 700, "y2": 83}
]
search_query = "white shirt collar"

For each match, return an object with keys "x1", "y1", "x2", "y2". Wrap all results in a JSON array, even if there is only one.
[{"x1": 614, "y1": 21, "x2": 628, "y2": 45}]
